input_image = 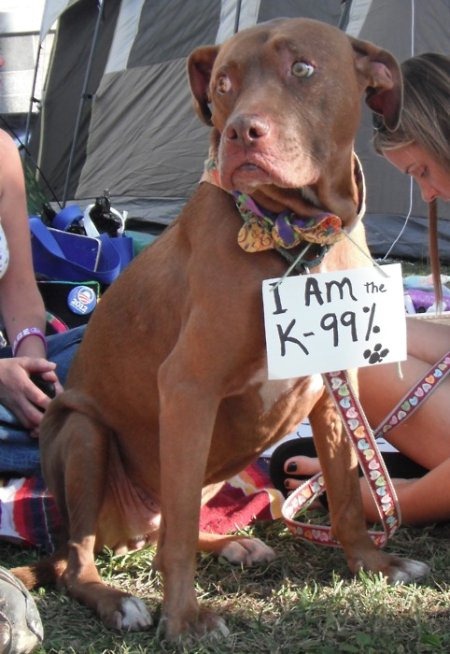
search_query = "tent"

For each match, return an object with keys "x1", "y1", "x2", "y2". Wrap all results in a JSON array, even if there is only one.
[{"x1": 26, "y1": 0, "x2": 450, "y2": 260}]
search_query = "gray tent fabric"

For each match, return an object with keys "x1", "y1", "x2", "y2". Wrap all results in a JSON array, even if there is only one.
[
  {"x1": 76, "y1": 0, "x2": 222, "y2": 207},
  {"x1": 29, "y1": 0, "x2": 450, "y2": 260},
  {"x1": 74, "y1": 0, "x2": 344, "y2": 214},
  {"x1": 29, "y1": 0, "x2": 121, "y2": 201}
]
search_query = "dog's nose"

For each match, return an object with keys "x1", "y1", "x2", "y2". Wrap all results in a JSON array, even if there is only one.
[{"x1": 225, "y1": 114, "x2": 270, "y2": 145}]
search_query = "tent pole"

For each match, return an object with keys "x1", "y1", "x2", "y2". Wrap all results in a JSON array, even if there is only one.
[
  {"x1": 24, "y1": 43, "x2": 42, "y2": 148},
  {"x1": 233, "y1": 0, "x2": 242, "y2": 33},
  {"x1": 61, "y1": 0, "x2": 105, "y2": 207},
  {"x1": 338, "y1": 0, "x2": 352, "y2": 30}
]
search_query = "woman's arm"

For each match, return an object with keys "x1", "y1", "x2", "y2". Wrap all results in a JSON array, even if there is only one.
[
  {"x1": 0, "y1": 130, "x2": 47, "y2": 354},
  {"x1": 0, "y1": 130, "x2": 60, "y2": 432}
]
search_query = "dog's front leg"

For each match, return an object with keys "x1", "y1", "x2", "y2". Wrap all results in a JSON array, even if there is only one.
[
  {"x1": 309, "y1": 384, "x2": 373, "y2": 565},
  {"x1": 309, "y1": 372, "x2": 429, "y2": 582},
  {"x1": 154, "y1": 352, "x2": 229, "y2": 642}
]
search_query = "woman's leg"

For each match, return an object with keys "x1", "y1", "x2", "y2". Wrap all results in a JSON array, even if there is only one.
[
  {"x1": 361, "y1": 461, "x2": 450, "y2": 525},
  {"x1": 359, "y1": 318, "x2": 450, "y2": 470},
  {"x1": 46, "y1": 324, "x2": 85, "y2": 385}
]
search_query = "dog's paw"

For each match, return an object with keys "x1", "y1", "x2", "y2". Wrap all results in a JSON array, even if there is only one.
[
  {"x1": 350, "y1": 552, "x2": 430, "y2": 585},
  {"x1": 219, "y1": 537, "x2": 276, "y2": 565},
  {"x1": 385, "y1": 557, "x2": 430, "y2": 584},
  {"x1": 158, "y1": 608, "x2": 229, "y2": 643},
  {"x1": 103, "y1": 596, "x2": 153, "y2": 631}
]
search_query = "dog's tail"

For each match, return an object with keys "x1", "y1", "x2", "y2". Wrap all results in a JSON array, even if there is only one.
[
  {"x1": 11, "y1": 547, "x2": 69, "y2": 590},
  {"x1": 42, "y1": 387, "x2": 109, "y2": 438}
]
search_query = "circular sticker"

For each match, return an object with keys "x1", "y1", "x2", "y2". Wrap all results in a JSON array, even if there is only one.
[{"x1": 67, "y1": 285, "x2": 97, "y2": 316}]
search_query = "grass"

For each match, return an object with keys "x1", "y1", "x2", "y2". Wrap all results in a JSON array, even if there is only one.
[{"x1": 1, "y1": 518, "x2": 450, "y2": 653}]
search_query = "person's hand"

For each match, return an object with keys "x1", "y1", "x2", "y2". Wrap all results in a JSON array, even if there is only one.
[{"x1": 0, "y1": 357, "x2": 62, "y2": 435}]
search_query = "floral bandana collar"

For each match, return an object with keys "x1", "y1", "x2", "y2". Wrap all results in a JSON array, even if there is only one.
[
  {"x1": 233, "y1": 192, "x2": 343, "y2": 252},
  {"x1": 202, "y1": 155, "x2": 366, "y2": 255}
]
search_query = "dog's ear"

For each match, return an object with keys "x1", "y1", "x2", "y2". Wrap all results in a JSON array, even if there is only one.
[
  {"x1": 350, "y1": 37, "x2": 403, "y2": 131},
  {"x1": 188, "y1": 46, "x2": 220, "y2": 126}
]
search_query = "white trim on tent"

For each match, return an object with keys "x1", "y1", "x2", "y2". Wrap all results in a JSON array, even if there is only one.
[
  {"x1": 39, "y1": 0, "x2": 79, "y2": 42},
  {"x1": 104, "y1": 0, "x2": 145, "y2": 75},
  {"x1": 216, "y1": 0, "x2": 240, "y2": 43},
  {"x1": 216, "y1": 0, "x2": 261, "y2": 44},
  {"x1": 235, "y1": 0, "x2": 262, "y2": 32},
  {"x1": 345, "y1": 0, "x2": 372, "y2": 37}
]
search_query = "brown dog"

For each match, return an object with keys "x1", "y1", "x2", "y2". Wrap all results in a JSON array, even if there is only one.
[{"x1": 14, "y1": 18, "x2": 428, "y2": 641}]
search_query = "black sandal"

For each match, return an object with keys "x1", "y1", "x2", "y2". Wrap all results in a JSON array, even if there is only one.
[{"x1": 269, "y1": 438, "x2": 319, "y2": 499}]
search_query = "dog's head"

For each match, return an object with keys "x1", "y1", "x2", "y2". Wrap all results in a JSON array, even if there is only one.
[{"x1": 188, "y1": 18, "x2": 402, "y2": 227}]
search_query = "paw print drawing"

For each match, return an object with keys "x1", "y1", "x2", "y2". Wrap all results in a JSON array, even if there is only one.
[{"x1": 363, "y1": 343, "x2": 389, "y2": 364}]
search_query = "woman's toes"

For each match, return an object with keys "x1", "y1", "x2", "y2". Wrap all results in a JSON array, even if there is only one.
[
  {"x1": 284, "y1": 455, "x2": 321, "y2": 477},
  {"x1": 284, "y1": 478, "x2": 301, "y2": 490}
]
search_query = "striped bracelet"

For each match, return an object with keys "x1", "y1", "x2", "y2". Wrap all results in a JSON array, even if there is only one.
[{"x1": 12, "y1": 327, "x2": 47, "y2": 357}]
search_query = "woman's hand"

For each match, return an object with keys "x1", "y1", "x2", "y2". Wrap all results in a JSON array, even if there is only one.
[{"x1": 0, "y1": 357, "x2": 62, "y2": 434}]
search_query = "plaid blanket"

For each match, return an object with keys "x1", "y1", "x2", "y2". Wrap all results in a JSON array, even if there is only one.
[
  {"x1": 0, "y1": 458, "x2": 284, "y2": 552},
  {"x1": 0, "y1": 476, "x2": 61, "y2": 552}
]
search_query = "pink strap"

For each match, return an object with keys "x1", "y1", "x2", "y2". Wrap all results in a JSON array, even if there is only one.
[{"x1": 282, "y1": 355, "x2": 450, "y2": 548}]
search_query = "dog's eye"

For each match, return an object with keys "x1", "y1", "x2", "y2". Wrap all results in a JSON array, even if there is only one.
[
  {"x1": 292, "y1": 61, "x2": 315, "y2": 78},
  {"x1": 216, "y1": 74, "x2": 232, "y2": 94}
]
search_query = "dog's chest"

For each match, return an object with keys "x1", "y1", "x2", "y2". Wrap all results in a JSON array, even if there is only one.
[
  {"x1": 244, "y1": 367, "x2": 321, "y2": 412},
  {"x1": 209, "y1": 371, "x2": 324, "y2": 476}
]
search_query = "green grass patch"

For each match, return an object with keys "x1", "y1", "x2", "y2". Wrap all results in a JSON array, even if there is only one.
[{"x1": 1, "y1": 519, "x2": 449, "y2": 653}]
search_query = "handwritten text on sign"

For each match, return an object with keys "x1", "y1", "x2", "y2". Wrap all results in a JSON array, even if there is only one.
[{"x1": 262, "y1": 263, "x2": 406, "y2": 379}]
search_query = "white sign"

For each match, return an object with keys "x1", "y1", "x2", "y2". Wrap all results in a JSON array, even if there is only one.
[{"x1": 262, "y1": 263, "x2": 406, "y2": 379}]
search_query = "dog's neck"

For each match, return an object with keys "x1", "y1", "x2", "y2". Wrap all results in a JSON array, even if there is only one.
[{"x1": 201, "y1": 154, "x2": 366, "y2": 258}]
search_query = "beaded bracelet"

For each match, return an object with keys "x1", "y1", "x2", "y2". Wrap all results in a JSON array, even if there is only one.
[{"x1": 12, "y1": 327, "x2": 47, "y2": 357}]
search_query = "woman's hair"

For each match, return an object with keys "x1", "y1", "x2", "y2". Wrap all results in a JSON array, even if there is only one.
[
  {"x1": 373, "y1": 52, "x2": 450, "y2": 307},
  {"x1": 373, "y1": 52, "x2": 450, "y2": 172}
]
